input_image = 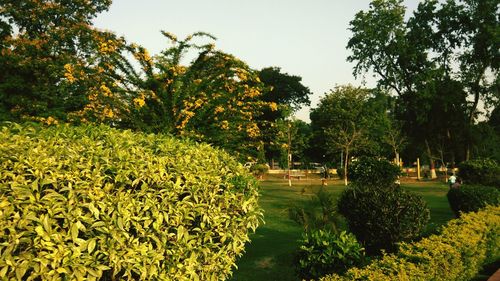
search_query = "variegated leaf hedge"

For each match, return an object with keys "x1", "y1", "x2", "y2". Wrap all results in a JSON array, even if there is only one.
[{"x1": 0, "y1": 123, "x2": 262, "y2": 280}]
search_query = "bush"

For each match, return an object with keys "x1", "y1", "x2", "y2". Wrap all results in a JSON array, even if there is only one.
[
  {"x1": 319, "y1": 205, "x2": 500, "y2": 281},
  {"x1": 0, "y1": 123, "x2": 262, "y2": 280},
  {"x1": 338, "y1": 184, "x2": 430, "y2": 254},
  {"x1": 458, "y1": 158, "x2": 500, "y2": 187},
  {"x1": 348, "y1": 156, "x2": 400, "y2": 187},
  {"x1": 296, "y1": 230, "x2": 365, "y2": 279},
  {"x1": 447, "y1": 185, "x2": 500, "y2": 217},
  {"x1": 249, "y1": 163, "x2": 269, "y2": 177}
]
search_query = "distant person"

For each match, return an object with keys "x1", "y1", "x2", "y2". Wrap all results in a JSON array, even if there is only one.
[
  {"x1": 448, "y1": 174, "x2": 457, "y2": 188},
  {"x1": 451, "y1": 177, "x2": 462, "y2": 189}
]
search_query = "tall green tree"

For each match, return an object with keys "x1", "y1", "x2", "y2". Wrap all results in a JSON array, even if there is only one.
[
  {"x1": 310, "y1": 85, "x2": 390, "y2": 185},
  {"x1": 347, "y1": 0, "x2": 499, "y2": 173},
  {"x1": 257, "y1": 67, "x2": 312, "y2": 164}
]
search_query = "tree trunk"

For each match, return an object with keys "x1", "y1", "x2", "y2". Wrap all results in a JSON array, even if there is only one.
[
  {"x1": 344, "y1": 148, "x2": 349, "y2": 186},
  {"x1": 425, "y1": 139, "x2": 437, "y2": 179}
]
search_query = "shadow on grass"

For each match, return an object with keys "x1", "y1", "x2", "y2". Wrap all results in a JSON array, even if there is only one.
[{"x1": 230, "y1": 226, "x2": 302, "y2": 281}]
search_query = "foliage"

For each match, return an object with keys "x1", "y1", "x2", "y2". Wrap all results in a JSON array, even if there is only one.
[
  {"x1": 458, "y1": 158, "x2": 500, "y2": 188},
  {"x1": 295, "y1": 230, "x2": 365, "y2": 279},
  {"x1": 249, "y1": 164, "x2": 269, "y2": 177},
  {"x1": 319, "y1": 205, "x2": 500, "y2": 281},
  {"x1": 347, "y1": 0, "x2": 499, "y2": 165},
  {"x1": 336, "y1": 167, "x2": 345, "y2": 180},
  {"x1": 338, "y1": 184, "x2": 430, "y2": 254},
  {"x1": 257, "y1": 66, "x2": 313, "y2": 165},
  {"x1": 258, "y1": 66, "x2": 312, "y2": 116},
  {"x1": 0, "y1": 123, "x2": 262, "y2": 280},
  {"x1": 348, "y1": 156, "x2": 401, "y2": 188},
  {"x1": 447, "y1": 185, "x2": 500, "y2": 217},
  {"x1": 114, "y1": 32, "x2": 272, "y2": 160},
  {"x1": 288, "y1": 187, "x2": 342, "y2": 233},
  {"x1": 471, "y1": 122, "x2": 500, "y2": 163},
  {"x1": 0, "y1": 0, "x2": 127, "y2": 124},
  {"x1": 310, "y1": 85, "x2": 391, "y2": 184}
]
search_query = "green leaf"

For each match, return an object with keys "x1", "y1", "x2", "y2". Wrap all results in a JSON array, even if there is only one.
[
  {"x1": 71, "y1": 223, "x2": 79, "y2": 242},
  {"x1": 88, "y1": 239, "x2": 96, "y2": 254}
]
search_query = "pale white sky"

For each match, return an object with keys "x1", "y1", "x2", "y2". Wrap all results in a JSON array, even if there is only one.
[{"x1": 93, "y1": 0, "x2": 421, "y2": 122}]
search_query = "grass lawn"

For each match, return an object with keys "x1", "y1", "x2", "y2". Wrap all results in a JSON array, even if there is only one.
[{"x1": 229, "y1": 175, "x2": 455, "y2": 281}]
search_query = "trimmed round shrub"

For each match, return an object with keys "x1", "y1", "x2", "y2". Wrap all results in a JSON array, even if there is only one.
[
  {"x1": 0, "y1": 123, "x2": 262, "y2": 280},
  {"x1": 447, "y1": 185, "x2": 500, "y2": 217},
  {"x1": 295, "y1": 230, "x2": 365, "y2": 279},
  {"x1": 348, "y1": 157, "x2": 401, "y2": 187},
  {"x1": 458, "y1": 158, "x2": 500, "y2": 188},
  {"x1": 338, "y1": 185, "x2": 430, "y2": 255}
]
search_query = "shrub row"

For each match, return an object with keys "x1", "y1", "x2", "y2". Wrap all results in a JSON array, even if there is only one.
[
  {"x1": 0, "y1": 123, "x2": 262, "y2": 280},
  {"x1": 320, "y1": 205, "x2": 500, "y2": 281},
  {"x1": 447, "y1": 185, "x2": 500, "y2": 217},
  {"x1": 458, "y1": 158, "x2": 500, "y2": 188}
]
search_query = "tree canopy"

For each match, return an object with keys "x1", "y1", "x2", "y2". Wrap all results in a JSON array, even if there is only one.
[
  {"x1": 310, "y1": 85, "x2": 391, "y2": 184},
  {"x1": 347, "y1": 0, "x2": 499, "y2": 167}
]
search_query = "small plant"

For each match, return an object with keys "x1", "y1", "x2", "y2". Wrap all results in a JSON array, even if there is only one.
[
  {"x1": 296, "y1": 230, "x2": 366, "y2": 279},
  {"x1": 289, "y1": 187, "x2": 342, "y2": 233},
  {"x1": 458, "y1": 159, "x2": 500, "y2": 188},
  {"x1": 338, "y1": 184, "x2": 430, "y2": 255},
  {"x1": 447, "y1": 185, "x2": 500, "y2": 217}
]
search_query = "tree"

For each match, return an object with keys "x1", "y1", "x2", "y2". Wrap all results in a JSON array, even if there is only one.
[
  {"x1": 257, "y1": 67, "x2": 312, "y2": 164},
  {"x1": 347, "y1": 0, "x2": 499, "y2": 172},
  {"x1": 0, "y1": 0, "x2": 123, "y2": 123},
  {"x1": 113, "y1": 32, "x2": 273, "y2": 160},
  {"x1": 383, "y1": 121, "x2": 407, "y2": 166},
  {"x1": 310, "y1": 85, "x2": 390, "y2": 185}
]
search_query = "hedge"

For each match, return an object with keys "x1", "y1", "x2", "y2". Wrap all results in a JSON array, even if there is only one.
[
  {"x1": 0, "y1": 123, "x2": 262, "y2": 280},
  {"x1": 458, "y1": 158, "x2": 500, "y2": 188},
  {"x1": 320, "y1": 205, "x2": 500, "y2": 281},
  {"x1": 447, "y1": 185, "x2": 500, "y2": 217}
]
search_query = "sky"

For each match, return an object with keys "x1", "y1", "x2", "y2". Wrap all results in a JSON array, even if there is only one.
[{"x1": 93, "y1": 0, "x2": 421, "y2": 122}]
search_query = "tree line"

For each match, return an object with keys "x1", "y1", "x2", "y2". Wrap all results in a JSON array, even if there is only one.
[{"x1": 1, "y1": 0, "x2": 498, "y2": 170}]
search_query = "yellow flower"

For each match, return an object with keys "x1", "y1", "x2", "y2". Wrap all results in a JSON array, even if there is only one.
[
  {"x1": 45, "y1": 116, "x2": 58, "y2": 125},
  {"x1": 103, "y1": 107, "x2": 114, "y2": 118},
  {"x1": 214, "y1": 106, "x2": 224, "y2": 114},
  {"x1": 63, "y1": 64, "x2": 76, "y2": 83},
  {"x1": 133, "y1": 97, "x2": 146, "y2": 108},
  {"x1": 100, "y1": 84, "x2": 113, "y2": 97},
  {"x1": 269, "y1": 102, "x2": 278, "y2": 111},
  {"x1": 221, "y1": 120, "x2": 229, "y2": 130},
  {"x1": 246, "y1": 123, "x2": 260, "y2": 138}
]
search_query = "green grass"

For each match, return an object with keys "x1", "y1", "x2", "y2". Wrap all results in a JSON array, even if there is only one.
[{"x1": 229, "y1": 176, "x2": 455, "y2": 281}]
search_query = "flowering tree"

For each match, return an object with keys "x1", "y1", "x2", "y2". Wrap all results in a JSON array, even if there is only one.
[
  {"x1": 114, "y1": 32, "x2": 276, "y2": 159},
  {"x1": 0, "y1": 0, "x2": 125, "y2": 123}
]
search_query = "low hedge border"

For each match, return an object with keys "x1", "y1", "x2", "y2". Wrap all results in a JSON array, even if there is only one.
[
  {"x1": 320, "y1": 205, "x2": 500, "y2": 281},
  {"x1": 0, "y1": 123, "x2": 262, "y2": 280}
]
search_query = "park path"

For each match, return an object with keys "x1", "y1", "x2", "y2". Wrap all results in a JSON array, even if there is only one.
[{"x1": 488, "y1": 268, "x2": 500, "y2": 281}]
